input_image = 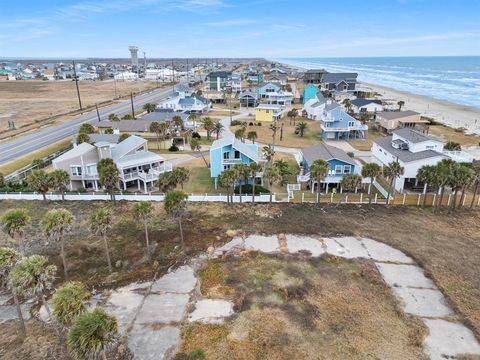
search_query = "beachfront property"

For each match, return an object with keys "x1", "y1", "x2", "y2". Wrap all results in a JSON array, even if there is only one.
[
  {"x1": 321, "y1": 103, "x2": 368, "y2": 140},
  {"x1": 320, "y1": 73, "x2": 358, "y2": 92},
  {"x1": 206, "y1": 71, "x2": 241, "y2": 92},
  {"x1": 376, "y1": 110, "x2": 428, "y2": 133},
  {"x1": 52, "y1": 135, "x2": 172, "y2": 193},
  {"x1": 297, "y1": 143, "x2": 360, "y2": 192},
  {"x1": 210, "y1": 136, "x2": 262, "y2": 189},
  {"x1": 302, "y1": 84, "x2": 320, "y2": 104},
  {"x1": 158, "y1": 84, "x2": 210, "y2": 113},
  {"x1": 350, "y1": 99, "x2": 384, "y2": 114},
  {"x1": 303, "y1": 69, "x2": 328, "y2": 84},
  {"x1": 258, "y1": 82, "x2": 281, "y2": 98},
  {"x1": 257, "y1": 82, "x2": 293, "y2": 105},
  {"x1": 255, "y1": 104, "x2": 284, "y2": 122},
  {"x1": 303, "y1": 92, "x2": 328, "y2": 120},
  {"x1": 238, "y1": 90, "x2": 258, "y2": 108},
  {"x1": 372, "y1": 128, "x2": 473, "y2": 192},
  {"x1": 266, "y1": 73, "x2": 287, "y2": 86}
]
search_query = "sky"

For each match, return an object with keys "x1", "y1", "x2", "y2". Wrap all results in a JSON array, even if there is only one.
[{"x1": 1, "y1": 0, "x2": 480, "y2": 59}]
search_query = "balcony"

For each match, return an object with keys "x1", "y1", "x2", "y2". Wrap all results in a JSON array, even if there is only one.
[
  {"x1": 222, "y1": 158, "x2": 243, "y2": 165},
  {"x1": 443, "y1": 150, "x2": 474, "y2": 163},
  {"x1": 121, "y1": 162, "x2": 173, "y2": 182}
]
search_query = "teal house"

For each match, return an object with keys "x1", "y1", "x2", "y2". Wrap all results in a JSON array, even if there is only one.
[
  {"x1": 302, "y1": 84, "x2": 319, "y2": 104},
  {"x1": 210, "y1": 136, "x2": 261, "y2": 189}
]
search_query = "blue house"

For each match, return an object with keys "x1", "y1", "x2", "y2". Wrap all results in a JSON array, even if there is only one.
[
  {"x1": 258, "y1": 82, "x2": 281, "y2": 99},
  {"x1": 321, "y1": 103, "x2": 368, "y2": 140},
  {"x1": 302, "y1": 84, "x2": 319, "y2": 104},
  {"x1": 210, "y1": 136, "x2": 261, "y2": 188},
  {"x1": 299, "y1": 143, "x2": 358, "y2": 192}
]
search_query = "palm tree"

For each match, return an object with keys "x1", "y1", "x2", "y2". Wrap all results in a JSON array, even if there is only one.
[
  {"x1": 262, "y1": 145, "x2": 275, "y2": 167},
  {"x1": 201, "y1": 117, "x2": 215, "y2": 140},
  {"x1": 290, "y1": 108, "x2": 298, "y2": 125},
  {"x1": 233, "y1": 163, "x2": 251, "y2": 203},
  {"x1": 150, "y1": 122, "x2": 162, "y2": 150},
  {"x1": 52, "y1": 281, "x2": 91, "y2": 327},
  {"x1": 190, "y1": 138, "x2": 209, "y2": 168},
  {"x1": 41, "y1": 209, "x2": 73, "y2": 279},
  {"x1": 76, "y1": 132, "x2": 91, "y2": 145},
  {"x1": 249, "y1": 162, "x2": 261, "y2": 203},
  {"x1": 263, "y1": 167, "x2": 281, "y2": 203},
  {"x1": 340, "y1": 173, "x2": 362, "y2": 193},
  {"x1": 10, "y1": 255, "x2": 56, "y2": 322},
  {"x1": 89, "y1": 209, "x2": 113, "y2": 273},
  {"x1": 383, "y1": 161, "x2": 404, "y2": 205},
  {"x1": 28, "y1": 170, "x2": 51, "y2": 201},
  {"x1": 132, "y1": 202, "x2": 154, "y2": 255},
  {"x1": 417, "y1": 165, "x2": 436, "y2": 207},
  {"x1": 310, "y1": 159, "x2": 329, "y2": 203},
  {"x1": 159, "y1": 122, "x2": 170, "y2": 149},
  {"x1": 218, "y1": 169, "x2": 236, "y2": 205},
  {"x1": 470, "y1": 160, "x2": 480, "y2": 209},
  {"x1": 79, "y1": 123, "x2": 95, "y2": 134},
  {"x1": 0, "y1": 247, "x2": 26, "y2": 337},
  {"x1": 49, "y1": 169, "x2": 70, "y2": 201},
  {"x1": 273, "y1": 159, "x2": 292, "y2": 186},
  {"x1": 296, "y1": 121, "x2": 307, "y2": 137},
  {"x1": 450, "y1": 165, "x2": 474, "y2": 210},
  {"x1": 172, "y1": 115, "x2": 183, "y2": 130},
  {"x1": 143, "y1": 103, "x2": 156, "y2": 113},
  {"x1": 269, "y1": 123, "x2": 279, "y2": 150},
  {"x1": 342, "y1": 98, "x2": 352, "y2": 112},
  {"x1": 361, "y1": 163, "x2": 382, "y2": 204},
  {"x1": 164, "y1": 190, "x2": 188, "y2": 250},
  {"x1": 397, "y1": 100, "x2": 405, "y2": 111},
  {"x1": 172, "y1": 167, "x2": 190, "y2": 189},
  {"x1": 1, "y1": 209, "x2": 30, "y2": 256},
  {"x1": 247, "y1": 131, "x2": 258, "y2": 144},
  {"x1": 97, "y1": 158, "x2": 120, "y2": 201},
  {"x1": 213, "y1": 120, "x2": 224, "y2": 139},
  {"x1": 67, "y1": 308, "x2": 118, "y2": 360},
  {"x1": 108, "y1": 114, "x2": 120, "y2": 122},
  {"x1": 234, "y1": 128, "x2": 245, "y2": 142},
  {"x1": 157, "y1": 171, "x2": 177, "y2": 193}
]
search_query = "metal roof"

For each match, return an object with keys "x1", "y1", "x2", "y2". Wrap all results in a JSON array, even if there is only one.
[
  {"x1": 374, "y1": 136, "x2": 447, "y2": 163},
  {"x1": 380, "y1": 110, "x2": 420, "y2": 120},
  {"x1": 393, "y1": 128, "x2": 441, "y2": 143},
  {"x1": 301, "y1": 143, "x2": 356, "y2": 166},
  {"x1": 351, "y1": 98, "x2": 382, "y2": 107},
  {"x1": 211, "y1": 136, "x2": 260, "y2": 162}
]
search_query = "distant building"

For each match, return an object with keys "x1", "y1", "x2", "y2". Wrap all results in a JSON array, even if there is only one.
[
  {"x1": 303, "y1": 92, "x2": 329, "y2": 120},
  {"x1": 238, "y1": 90, "x2": 258, "y2": 108},
  {"x1": 350, "y1": 99, "x2": 383, "y2": 114},
  {"x1": 158, "y1": 84, "x2": 210, "y2": 113},
  {"x1": 320, "y1": 73, "x2": 358, "y2": 92},
  {"x1": 207, "y1": 71, "x2": 241, "y2": 92},
  {"x1": 302, "y1": 84, "x2": 319, "y2": 104},
  {"x1": 303, "y1": 69, "x2": 328, "y2": 84},
  {"x1": 255, "y1": 104, "x2": 284, "y2": 122},
  {"x1": 376, "y1": 110, "x2": 428, "y2": 133}
]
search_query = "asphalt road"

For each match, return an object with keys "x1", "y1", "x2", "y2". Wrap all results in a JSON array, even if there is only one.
[{"x1": 0, "y1": 86, "x2": 175, "y2": 166}]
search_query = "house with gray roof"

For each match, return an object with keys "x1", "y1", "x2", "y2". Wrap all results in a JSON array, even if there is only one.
[
  {"x1": 158, "y1": 84, "x2": 210, "y2": 114},
  {"x1": 52, "y1": 135, "x2": 172, "y2": 193},
  {"x1": 372, "y1": 128, "x2": 473, "y2": 192},
  {"x1": 351, "y1": 99, "x2": 383, "y2": 114},
  {"x1": 320, "y1": 73, "x2": 358, "y2": 92}
]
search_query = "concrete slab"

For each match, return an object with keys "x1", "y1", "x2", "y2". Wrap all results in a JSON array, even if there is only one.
[
  {"x1": 128, "y1": 324, "x2": 180, "y2": 360},
  {"x1": 285, "y1": 235, "x2": 324, "y2": 257},
  {"x1": 423, "y1": 319, "x2": 480, "y2": 360},
  {"x1": 362, "y1": 238, "x2": 413, "y2": 263},
  {"x1": 376, "y1": 263, "x2": 435, "y2": 289},
  {"x1": 244, "y1": 234, "x2": 279, "y2": 253},
  {"x1": 214, "y1": 237, "x2": 244, "y2": 255},
  {"x1": 136, "y1": 293, "x2": 189, "y2": 324},
  {"x1": 151, "y1": 266, "x2": 196, "y2": 294},
  {"x1": 392, "y1": 287, "x2": 453, "y2": 317},
  {"x1": 105, "y1": 291, "x2": 144, "y2": 333},
  {"x1": 188, "y1": 299, "x2": 234, "y2": 323},
  {"x1": 323, "y1": 236, "x2": 369, "y2": 259}
]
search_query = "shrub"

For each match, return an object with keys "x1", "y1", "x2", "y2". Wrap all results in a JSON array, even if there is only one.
[
  {"x1": 234, "y1": 184, "x2": 270, "y2": 194},
  {"x1": 230, "y1": 120, "x2": 242, "y2": 126},
  {"x1": 257, "y1": 122, "x2": 262, "y2": 126},
  {"x1": 169, "y1": 145, "x2": 179, "y2": 152},
  {"x1": 192, "y1": 132, "x2": 201, "y2": 139},
  {"x1": 188, "y1": 349, "x2": 206, "y2": 360}
]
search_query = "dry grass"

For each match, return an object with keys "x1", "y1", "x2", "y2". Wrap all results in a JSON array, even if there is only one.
[
  {"x1": 348, "y1": 126, "x2": 383, "y2": 151},
  {"x1": 179, "y1": 253, "x2": 426, "y2": 359},
  {"x1": 428, "y1": 124, "x2": 480, "y2": 146},
  {"x1": 231, "y1": 117, "x2": 321, "y2": 148},
  {"x1": 0, "y1": 80, "x2": 158, "y2": 135}
]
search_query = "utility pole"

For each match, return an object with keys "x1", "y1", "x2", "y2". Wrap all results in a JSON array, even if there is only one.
[
  {"x1": 186, "y1": 58, "x2": 189, "y2": 84},
  {"x1": 72, "y1": 60, "x2": 82, "y2": 110},
  {"x1": 95, "y1": 104, "x2": 101, "y2": 122},
  {"x1": 130, "y1": 92, "x2": 135, "y2": 119},
  {"x1": 113, "y1": 76, "x2": 117, "y2": 98}
]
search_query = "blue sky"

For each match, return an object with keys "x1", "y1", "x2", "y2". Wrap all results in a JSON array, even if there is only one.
[{"x1": 1, "y1": 0, "x2": 480, "y2": 58}]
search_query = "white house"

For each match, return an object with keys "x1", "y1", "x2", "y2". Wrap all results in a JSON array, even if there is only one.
[
  {"x1": 372, "y1": 128, "x2": 473, "y2": 192},
  {"x1": 303, "y1": 93, "x2": 329, "y2": 120},
  {"x1": 114, "y1": 71, "x2": 138, "y2": 81},
  {"x1": 350, "y1": 99, "x2": 383, "y2": 114},
  {"x1": 158, "y1": 84, "x2": 210, "y2": 113}
]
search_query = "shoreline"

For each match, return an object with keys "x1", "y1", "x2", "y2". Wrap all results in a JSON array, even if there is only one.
[{"x1": 275, "y1": 60, "x2": 480, "y2": 136}]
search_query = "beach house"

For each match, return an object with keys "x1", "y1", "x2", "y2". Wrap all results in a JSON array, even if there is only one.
[
  {"x1": 376, "y1": 110, "x2": 428, "y2": 133},
  {"x1": 372, "y1": 128, "x2": 473, "y2": 192},
  {"x1": 321, "y1": 103, "x2": 368, "y2": 140},
  {"x1": 207, "y1": 71, "x2": 231, "y2": 91},
  {"x1": 52, "y1": 135, "x2": 172, "y2": 193},
  {"x1": 158, "y1": 84, "x2": 210, "y2": 113},
  {"x1": 255, "y1": 104, "x2": 284, "y2": 122},
  {"x1": 320, "y1": 73, "x2": 358, "y2": 92},
  {"x1": 350, "y1": 99, "x2": 384, "y2": 114},
  {"x1": 210, "y1": 136, "x2": 262, "y2": 189},
  {"x1": 302, "y1": 84, "x2": 320, "y2": 104},
  {"x1": 303, "y1": 69, "x2": 328, "y2": 84},
  {"x1": 297, "y1": 143, "x2": 359, "y2": 193},
  {"x1": 303, "y1": 93, "x2": 328, "y2": 120},
  {"x1": 238, "y1": 90, "x2": 258, "y2": 108},
  {"x1": 258, "y1": 82, "x2": 281, "y2": 99}
]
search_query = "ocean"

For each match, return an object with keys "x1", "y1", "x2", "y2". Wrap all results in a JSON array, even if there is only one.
[{"x1": 274, "y1": 56, "x2": 480, "y2": 109}]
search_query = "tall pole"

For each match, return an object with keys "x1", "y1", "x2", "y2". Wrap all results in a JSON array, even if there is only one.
[
  {"x1": 171, "y1": 59, "x2": 175, "y2": 93},
  {"x1": 72, "y1": 61, "x2": 82, "y2": 110},
  {"x1": 186, "y1": 58, "x2": 189, "y2": 84},
  {"x1": 130, "y1": 92, "x2": 135, "y2": 119},
  {"x1": 95, "y1": 104, "x2": 101, "y2": 122},
  {"x1": 113, "y1": 76, "x2": 117, "y2": 98}
]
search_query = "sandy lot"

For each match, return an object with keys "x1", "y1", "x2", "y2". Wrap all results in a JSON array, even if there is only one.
[
  {"x1": 359, "y1": 82, "x2": 480, "y2": 136},
  {"x1": 0, "y1": 80, "x2": 158, "y2": 132}
]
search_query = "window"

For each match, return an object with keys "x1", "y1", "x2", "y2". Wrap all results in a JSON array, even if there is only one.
[
  {"x1": 85, "y1": 164, "x2": 97, "y2": 175},
  {"x1": 234, "y1": 150, "x2": 240, "y2": 159},
  {"x1": 343, "y1": 165, "x2": 351, "y2": 174},
  {"x1": 70, "y1": 166, "x2": 82, "y2": 176},
  {"x1": 223, "y1": 165, "x2": 231, "y2": 170},
  {"x1": 348, "y1": 121, "x2": 355, "y2": 127},
  {"x1": 223, "y1": 152, "x2": 230, "y2": 160},
  {"x1": 335, "y1": 165, "x2": 343, "y2": 174},
  {"x1": 136, "y1": 146, "x2": 145, "y2": 152}
]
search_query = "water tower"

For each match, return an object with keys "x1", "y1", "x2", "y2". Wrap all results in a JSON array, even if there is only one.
[{"x1": 129, "y1": 46, "x2": 139, "y2": 67}]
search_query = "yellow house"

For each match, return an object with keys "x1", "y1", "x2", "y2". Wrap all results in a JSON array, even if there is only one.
[{"x1": 255, "y1": 104, "x2": 284, "y2": 122}]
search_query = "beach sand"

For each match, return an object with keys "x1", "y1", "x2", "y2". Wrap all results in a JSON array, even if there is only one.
[{"x1": 358, "y1": 82, "x2": 480, "y2": 136}]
